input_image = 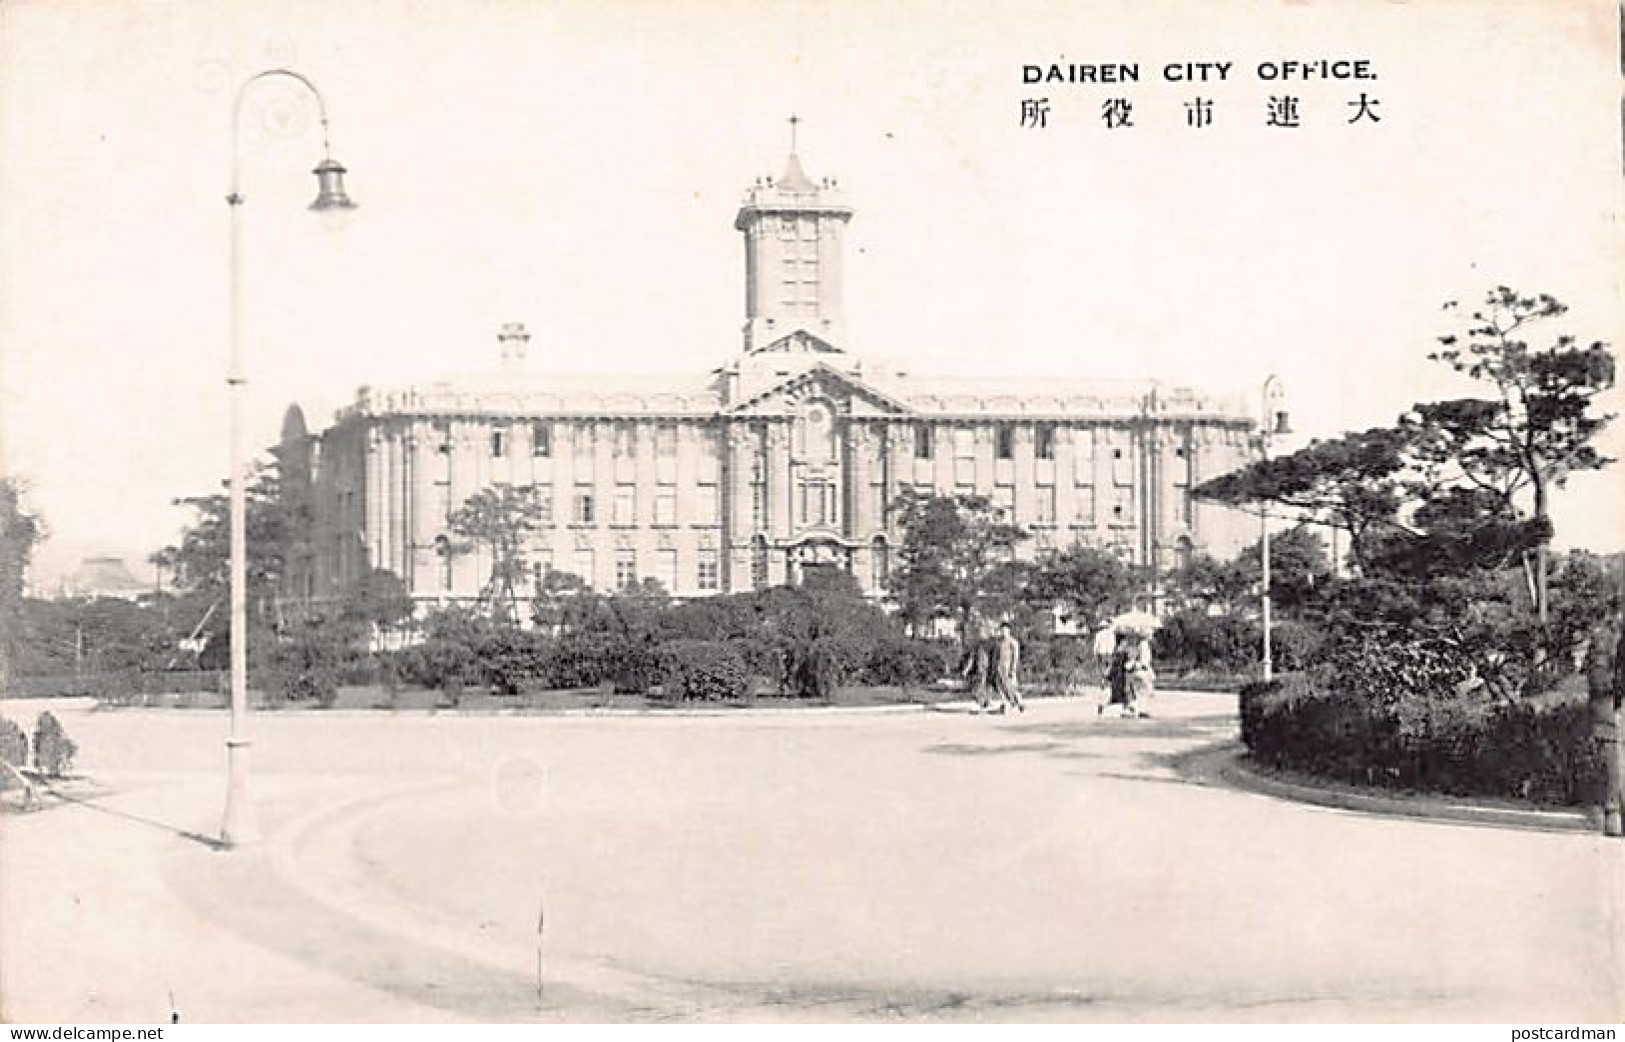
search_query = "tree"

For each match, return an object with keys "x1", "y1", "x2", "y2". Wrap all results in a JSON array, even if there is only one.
[
  {"x1": 340, "y1": 568, "x2": 415, "y2": 636},
  {"x1": 1160, "y1": 551, "x2": 1252, "y2": 615},
  {"x1": 1424, "y1": 287, "x2": 1615, "y2": 621},
  {"x1": 152, "y1": 458, "x2": 305, "y2": 630},
  {"x1": 1235, "y1": 525, "x2": 1333, "y2": 618},
  {"x1": 1192, "y1": 425, "x2": 1412, "y2": 573},
  {"x1": 885, "y1": 490, "x2": 1029, "y2": 642},
  {"x1": 444, "y1": 484, "x2": 549, "y2": 624},
  {"x1": 1030, "y1": 544, "x2": 1139, "y2": 627},
  {"x1": 0, "y1": 480, "x2": 42, "y2": 692}
]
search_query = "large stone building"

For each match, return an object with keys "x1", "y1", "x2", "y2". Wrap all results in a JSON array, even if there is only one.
[{"x1": 280, "y1": 145, "x2": 1259, "y2": 606}]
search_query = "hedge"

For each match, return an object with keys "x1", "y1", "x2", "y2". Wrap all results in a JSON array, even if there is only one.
[{"x1": 1240, "y1": 641, "x2": 1607, "y2": 805}]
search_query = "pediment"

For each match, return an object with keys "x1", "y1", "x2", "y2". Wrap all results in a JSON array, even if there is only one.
[
  {"x1": 728, "y1": 361, "x2": 914, "y2": 418},
  {"x1": 747, "y1": 329, "x2": 844, "y2": 357}
]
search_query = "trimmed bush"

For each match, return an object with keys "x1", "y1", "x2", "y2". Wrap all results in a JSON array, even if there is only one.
[
  {"x1": 473, "y1": 628, "x2": 545, "y2": 696},
  {"x1": 0, "y1": 716, "x2": 27, "y2": 770},
  {"x1": 32, "y1": 712, "x2": 77, "y2": 777},
  {"x1": 392, "y1": 639, "x2": 479, "y2": 691},
  {"x1": 611, "y1": 640, "x2": 664, "y2": 695},
  {"x1": 862, "y1": 637, "x2": 952, "y2": 687},
  {"x1": 659, "y1": 640, "x2": 749, "y2": 702},
  {"x1": 1239, "y1": 641, "x2": 1608, "y2": 805},
  {"x1": 538, "y1": 633, "x2": 622, "y2": 690}
]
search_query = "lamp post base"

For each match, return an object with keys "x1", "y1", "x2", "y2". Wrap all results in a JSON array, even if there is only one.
[{"x1": 220, "y1": 737, "x2": 259, "y2": 848}]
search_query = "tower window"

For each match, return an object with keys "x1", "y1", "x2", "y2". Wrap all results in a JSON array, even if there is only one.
[
  {"x1": 915, "y1": 425, "x2": 935, "y2": 459},
  {"x1": 532, "y1": 422, "x2": 552, "y2": 457},
  {"x1": 490, "y1": 428, "x2": 508, "y2": 458}
]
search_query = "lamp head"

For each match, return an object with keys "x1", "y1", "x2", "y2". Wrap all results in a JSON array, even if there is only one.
[{"x1": 309, "y1": 157, "x2": 358, "y2": 213}]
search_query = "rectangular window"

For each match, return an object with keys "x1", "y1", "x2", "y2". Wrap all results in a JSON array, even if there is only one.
[
  {"x1": 915, "y1": 425, "x2": 935, "y2": 459},
  {"x1": 654, "y1": 490, "x2": 677, "y2": 526},
  {"x1": 993, "y1": 484, "x2": 1015, "y2": 520},
  {"x1": 655, "y1": 422, "x2": 677, "y2": 458},
  {"x1": 532, "y1": 422, "x2": 552, "y2": 458},
  {"x1": 695, "y1": 484, "x2": 720, "y2": 526},
  {"x1": 613, "y1": 422, "x2": 636, "y2": 459},
  {"x1": 573, "y1": 489, "x2": 595, "y2": 526},
  {"x1": 536, "y1": 487, "x2": 554, "y2": 525},
  {"x1": 1074, "y1": 485, "x2": 1096, "y2": 526},
  {"x1": 995, "y1": 425, "x2": 1014, "y2": 460},
  {"x1": 1112, "y1": 445, "x2": 1133, "y2": 486},
  {"x1": 696, "y1": 550, "x2": 720, "y2": 591},
  {"x1": 1035, "y1": 486, "x2": 1056, "y2": 526},
  {"x1": 612, "y1": 486, "x2": 636, "y2": 526},
  {"x1": 573, "y1": 424, "x2": 595, "y2": 480},
  {"x1": 573, "y1": 548, "x2": 596, "y2": 589},
  {"x1": 1035, "y1": 424, "x2": 1055, "y2": 460},
  {"x1": 490, "y1": 428, "x2": 508, "y2": 458},
  {"x1": 530, "y1": 550, "x2": 554, "y2": 592},
  {"x1": 657, "y1": 548, "x2": 678, "y2": 592},
  {"x1": 954, "y1": 427, "x2": 975, "y2": 459},
  {"x1": 615, "y1": 550, "x2": 638, "y2": 591}
]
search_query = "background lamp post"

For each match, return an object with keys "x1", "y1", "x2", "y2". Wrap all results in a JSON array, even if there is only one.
[
  {"x1": 220, "y1": 69, "x2": 356, "y2": 849},
  {"x1": 1259, "y1": 374, "x2": 1291, "y2": 683}
]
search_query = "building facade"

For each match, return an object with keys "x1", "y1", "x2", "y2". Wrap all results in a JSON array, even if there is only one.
[{"x1": 282, "y1": 147, "x2": 1259, "y2": 605}]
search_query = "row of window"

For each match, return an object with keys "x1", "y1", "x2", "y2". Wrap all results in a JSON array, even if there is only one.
[
  {"x1": 448, "y1": 421, "x2": 1195, "y2": 469},
  {"x1": 527, "y1": 550, "x2": 722, "y2": 594},
  {"x1": 471, "y1": 421, "x2": 694, "y2": 462}
]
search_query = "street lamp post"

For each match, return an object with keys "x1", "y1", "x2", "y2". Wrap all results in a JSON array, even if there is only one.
[
  {"x1": 220, "y1": 69, "x2": 356, "y2": 849},
  {"x1": 1259, "y1": 374, "x2": 1289, "y2": 683}
]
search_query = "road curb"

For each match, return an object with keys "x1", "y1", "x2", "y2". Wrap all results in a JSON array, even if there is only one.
[{"x1": 1194, "y1": 742, "x2": 1597, "y2": 835}]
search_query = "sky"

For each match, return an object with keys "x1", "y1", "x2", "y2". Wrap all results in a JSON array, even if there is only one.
[{"x1": 1, "y1": 0, "x2": 1620, "y2": 590}]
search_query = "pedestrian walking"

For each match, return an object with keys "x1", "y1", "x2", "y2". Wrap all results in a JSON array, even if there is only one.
[
  {"x1": 960, "y1": 612, "x2": 993, "y2": 712},
  {"x1": 1100, "y1": 633, "x2": 1129, "y2": 716},
  {"x1": 990, "y1": 621, "x2": 1024, "y2": 714},
  {"x1": 1123, "y1": 632, "x2": 1156, "y2": 718}
]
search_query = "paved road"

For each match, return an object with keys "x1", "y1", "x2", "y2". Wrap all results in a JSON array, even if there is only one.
[{"x1": 1, "y1": 693, "x2": 1619, "y2": 1022}]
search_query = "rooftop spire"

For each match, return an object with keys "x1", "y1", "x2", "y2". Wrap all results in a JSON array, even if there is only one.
[{"x1": 777, "y1": 114, "x2": 817, "y2": 193}]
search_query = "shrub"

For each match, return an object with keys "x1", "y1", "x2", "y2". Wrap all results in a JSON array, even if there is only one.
[
  {"x1": 473, "y1": 627, "x2": 545, "y2": 696},
  {"x1": 1155, "y1": 610, "x2": 1259, "y2": 672},
  {"x1": 393, "y1": 639, "x2": 479, "y2": 691},
  {"x1": 267, "y1": 618, "x2": 364, "y2": 707},
  {"x1": 32, "y1": 712, "x2": 77, "y2": 777},
  {"x1": 659, "y1": 640, "x2": 749, "y2": 702},
  {"x1": 787, "y1": 637, "x2": 845, "y2": 701},
  {"x1": 1238, "y1": 641, "x2": 1608, "y2": 805},
  {"x1": 862, "y1": 637, "x2": 952, "y2": 687},
  {"x1": 1269, "y1": 620, "x2": 1324, "y2": 672},
  {"x1": 0, "y1": 716, "x2": 27, "y2": 770},
  {"x1": 728, "y1": 636, "x2": 786, "y2": 692},
  {"x1": 611, "y1": 640, "x2": 664, "y2": 695},
  {"x1": 539, "y1": 633, "x2": 622, "y2": 689}
]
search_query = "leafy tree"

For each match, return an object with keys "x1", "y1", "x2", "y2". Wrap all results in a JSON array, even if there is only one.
[
  {"x1": 1160, "y1": 551, "x2": 1252, "y2": 615},
  {"x1": 885, "y1": 490, "x2": 1029, "y2": 642},
  {"x1": 1, "y1": 481, "x2": 43, "y2": 691},
  {"x1": 1235, "y1": 525, "x2": 1333, "y2": 618},
  {"x1": 445, "y1": 484, "x2": 549, "y2": 624},
  {"x1": 1027, "y1": 544, "x2": 1139, "y2": 627},
  {"x1": 1423, "y1": 287, "x2": 1616, "y2": 621},
  {"x1": 1192, "y1": 426, "x2": 1412, "y2": 573},
  {"x1": 340, "y1": 568, "x2": 415, "y2": 635},
  {"x1": 152, "y1": 459, "x2": 305, "y2": 629}
]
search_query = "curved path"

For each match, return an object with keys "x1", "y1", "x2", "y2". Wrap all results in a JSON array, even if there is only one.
[{"x1": 1, "y1": 693, "x2": 1619, "y2": 1022}]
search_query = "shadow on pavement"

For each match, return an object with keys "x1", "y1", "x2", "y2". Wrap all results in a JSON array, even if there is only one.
[{"x1": 43, "y1": 783, "x2": 226, "y2": 851}]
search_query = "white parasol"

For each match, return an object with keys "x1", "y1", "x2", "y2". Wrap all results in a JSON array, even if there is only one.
[{"x1": 1110, "y1": 610, "x2": 1161, "y2": 636}]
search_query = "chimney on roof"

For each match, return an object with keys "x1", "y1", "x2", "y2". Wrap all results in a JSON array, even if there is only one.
[{"x1": 498, "y1": 321, "x2": 530, "y2": 369}]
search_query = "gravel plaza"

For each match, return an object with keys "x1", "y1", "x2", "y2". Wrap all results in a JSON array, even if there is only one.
[{"x1": 1, "y1": 691, "x2": 1619, "y2": 1023}]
